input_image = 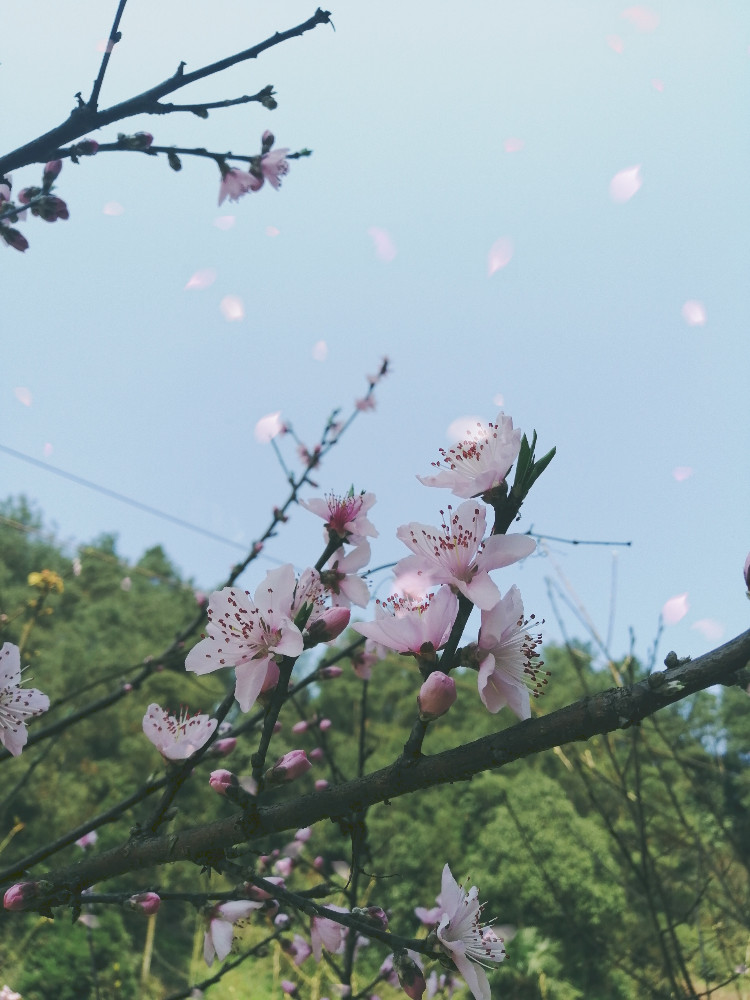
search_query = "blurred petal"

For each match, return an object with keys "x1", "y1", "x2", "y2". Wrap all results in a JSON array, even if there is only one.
[
  {"x1": 672, "y1": 466, "x2": 694, "y2": 482},
  {"x1": 621, "y1": 6, "x2": 660, "y2": 32},
  {"x1": 43, "y1": 442, "x2": 53, "y2": 457},
  {"x1": 662, "y1": 592, "x2": 689, "y2": 625},
  {"x1": 606, "y1": 34, "x2": 625, "y2": 53},
  {"x1": 214, "y1": 215, "x2": 236, "y2": 230},
  {"x1": 367, "y1": 226, "x2": 397, "y2": 262},
  {"x1": 220, "y1": 295, "x2": 244, "y2": 322},
  {"x1": 185, "y1": 268, "x2": 217, "y2": 290},
  {"x1": 255, "y1": 411, "x2": 284, "y2": 443},
  {"x1": 691, "y1": 619, "x2": 724, "y2": 642},
  {"x1": 266, "y1": 226, "x2": 280, "y2": 237},
  {"x1": 503, "y1": 137, "x2": 524, "y2": 152},
  {"x1": 103, "y1": 202, "x2": 124, "y2": 216},
  {"x1": 492, "y1": 393, "x2": 505, "y2": 407},
  {"x1": 312, "y1": 340, "x2": 328, "y2": 361},
  {"x1": 446, "y1": 415, "x2": 488, "y2": 443},
  {"x1": 681, "y1": 300, "x2": 706, "y2": 326},
  {"x1": 14, "y1": 387, "x2": 32, "y2": 406},
  {"x1": 488, "y1": 237, "x2": 514, "y2": 275},
  {"x1": 609, "y1": 165, "x2": 642, "y2": 202},
  {"x1": 651, "y1": 78, "x2": 665, "y2": 92}
]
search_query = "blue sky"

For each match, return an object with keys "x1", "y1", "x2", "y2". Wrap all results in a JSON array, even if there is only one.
[{"x1": 2, "y1": 1, "x2": 748, "y2": 668}]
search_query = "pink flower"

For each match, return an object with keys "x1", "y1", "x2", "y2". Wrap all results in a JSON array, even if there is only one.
[
  {"x1": 211, "y1": 737, "x2": 237, "y2": 757},
  {"x1": 203, "y1": 900, "x2": 262, "y2": 966},
  {"x1": 129, "y1": 892, "x2": 161, "y2": 915},
  {"x1": 209, "y1": 769, "x2": 235, "y2": 794},
  {"x1": 418, "y1": 414, "x2": 522, "y2": 499},
  {"x1": 418, "y1": 672, "x2": 457, "y2": 721},
  {"x1": 142, "y1": 703, "x2": 217, "y2": 760},
  {"x1": 281, "y1": 981, "x2": 298, "y2": 996},
  {"x1": 266, "y1": 749, "x2": 312, "y2": 784},
  {"x1": 218, "y1": 167, "x2": 262, "y2": 205},
  {"x1": 3, "y1": 882, "x2": 37, "y2": 911},
  {"x1": 285, "y1": 933, "x2": 312, "y2": 966},
  {"x1": 185, "y1": 566, "x2": 303, "y2": 713},
  {"x1": 311, "y1": 906, "x2": 349, "y2": 961},
  {"x1": 43, "y1": 160, "x2": 63, "y2": 183},
  {"x1": 0, "y1": 986, "x2": 22, "y2": 1000},
  {"x1": 321, "y1": 543, "x2": 371, "y2": 608},
  {"x1": 261, "y1": 148, "x2": 290, "y2": 189},
  {"x1": 435, "y1": 865, "x2": 506, "y2": 1000},
  {"x1": 396, "y1": 501, "x2": 535, "y2": 610},
  {"x1": 352, "y1": 586, "x2": 458, "y2": 658},
  {"x1": 75, "y1": 831, "x2": 98, "y2": 850},
  {"x1": 300, "y1": 491, "x2": 378, "y2": 543},
  {"x1": 0, "y1": 642, "x2": 50, "y2": 756},
  {"x1": 476, "y1": 585, "x2": 544, "y2": 720}
]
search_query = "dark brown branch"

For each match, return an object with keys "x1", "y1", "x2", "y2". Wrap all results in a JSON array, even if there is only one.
[
  {"x1": 0, "y1": 8, "x2": 331, "y2": 175},
  {"x1": 10, "y1": 628, "x2": 750, "y2": 904}
]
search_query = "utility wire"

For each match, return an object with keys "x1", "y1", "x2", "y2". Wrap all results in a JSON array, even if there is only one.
[{"x1": 0, "y1": 442, "x2": 248, "y2": 552}]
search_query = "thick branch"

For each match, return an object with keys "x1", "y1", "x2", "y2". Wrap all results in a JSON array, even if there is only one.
[
  {"x1": 10, "y1": 628, "x2": 749, "y2": 903},
  {"x1": 0, "y1": 8, "x2": 331, "y2": 175}
]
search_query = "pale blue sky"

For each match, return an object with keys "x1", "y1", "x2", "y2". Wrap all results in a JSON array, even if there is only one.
[{"x1": 2, "y1": 1, "x2": 748, "y2": 666}]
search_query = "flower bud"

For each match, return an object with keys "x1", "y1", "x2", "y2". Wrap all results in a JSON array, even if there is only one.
[
  {"x1": 417, "y1": 671, "x2": 456, "y2": 721},
  {"x1": 43, "y1": 160, "x2": 63, "y2": 183},
  {"x1": 318, "y1": 718, "x2": 332, "y2": 732},
  {"x1": 353, "y1": 905, "x2": 388, "y2": 931},
  {"x1": 209, "y1": 769, "x2": 236, "y2": 795},
  {"x1": 280, "y1": 981, "x2": 297, "y2": 996},
  {"x1": 319, "y1": 665, "x2": 344, "y2": 680},
  {"x1": 394, "y1": 951, "x2": 426, "y2": 999},
  {"x1": 4, "y1": 881, "x2": 38, "y2": 911},
  {"x1": 314, "y1": 779, "x2": 329, "y2": 791},
  {"x1": 75, "y1": 139, "x2": 99, "y2": 156},
  {"x1": 265, "y1": 750, "x2": 311, "y2": 785},
  {"x1": 291, "y1": 720, "x2": 308, "y2": 734},
  {"x1": 309, "y1": 747, "x2": 324, "y2": 761},
  {"x1": 129, "y1": 891, "x2": 161, "y2": 915},
  {"x1": 295, "y1": 826, "x2": 312, "y2": 842},
  {"x1": 1, "y1": 225, "x2": 29, "y2": 252},
  {"x1": 306, "y1": 608, "x2": 350, "y2": 647},
  {"x1": 262, "y1": 130, "x2": 275, "y2": 153},
  {"x1": 211, "y1": 737, "x2": 237, "y2": 757}
]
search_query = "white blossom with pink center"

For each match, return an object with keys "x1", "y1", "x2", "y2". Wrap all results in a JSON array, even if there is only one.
[
  {"x1": 435, "y1": 864, "x2": 506, "y2": 1000},
  {"x1": 217, "y1": 167, "x2": 262, "y2": 205},
  {"x1": 352, "y1": 586, "x2": 458, "y2": 656},
  {"x1": 203, "y1": 900, "x2": 263, "y2": 966},
  {"x1": 142, "y1": 704, "x2": 217, "y2": 761},
  {"x1": 321, "y1": 542, "x2": 371, "y2": 608},
  {"x1": 395, "y1": 501, "x2": 536, "y2": 611},
  {"x1": 186, "y1": 565, "x2": 303, "y2": 712},
  {"x1": 417, "y1": 414, "x2": 522, "y2": 499},
  {"x1": 0, "y1": 642, "x2": 49, "y2": 757},
  {"x1": 300, "y1": 491, "x2": 378, "y2": 543},
  {"x1": 310, "y1": 905, "x2": 349, "y2": 961},
  {"x1": 475, "y1": 585, "x2": 545, "y2": 720}
]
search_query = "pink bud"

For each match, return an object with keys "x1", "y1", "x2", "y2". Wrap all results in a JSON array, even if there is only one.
[
  {"x1": 309, "y1": 747, "x2": 324, "y2": 761},
  {"x1": 211, "y1": 738, "x2": 237, "y2": 757},
  {"x1": 319, "y1": 665, "x2": 343, "y2": 680},
  {"x1": 266, "y1": 750, "x2": 311, "y2": 785},
  {"x1": 354, "y1": 905, "x2": 388, "y2": 931},
  {"x1": 3, "y1": 882, "x2": 37, "y2": 911},
  {"x1": 314, "y1": 779, "x2": 329, "y2": 791},
  {"x1": 129, "y1": 891, "x2": 161, "y2": 915},
  {"x1": 291, "y1": 720, "x2": 308, "y2": 734},
  {"x1": 43, "y1": 160, "x2": 63, "y2": 183},
  {"x1": 1, "y1": 226, "x2": 29, "y2": 252},
  {"x1": 273, "y1": 721, "x2": 283, "y2": 733},
  {"x1": 307, "y1": 608, "x2": 351, "y2": 647},
  {"x1": 76, "y1": 139, "x2": 99, "y2": 155},
  {"x1": 122, "y1": 683, "x2": 133, "y2": 693},
  {"x1": 394, "y1": 952, "x2": 426, "y2": 999},
  {"x1": 313, "y1": 855, "x2": 324, "y2": 870},
  {"x1": 209, "y1": 769, "x2": 235, "y2": 795},
  {"x1": 295, "y1": 826, "x2": 312, "y2": 842},
  {"x1": 417, "y1": 672, "x2": 456, "y2": 721},
  {"x1": 318, "y1": 718, "x2": 332, "y2": 732},
  {"x1": 135, "y1": 132, "x2": 154, "y2": 148},
  {"x1": 281, "y1": 981, "x2": 297, "y2": 996}
]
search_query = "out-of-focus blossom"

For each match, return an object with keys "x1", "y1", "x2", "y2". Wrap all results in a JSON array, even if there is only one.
[
  {"x1": 295, "y1": 826, "x2": 312, "y2": 842},
  {"x1": 261, "y1": 148, "x2": 290, "y2": 189},
  {"x1": 487, "y1": 237, "x2": 514, "y2": 275},
  {"x1": 281, "y1": 980, "x2": 298, "y2": 995},
  {"x1": 418, "y1": 414, "x2": 522, "y2": 499},
  {"x1": 0, "y1": 986, "x2": 22, "y2": 1000},
  {"x1": 621, "y1": 5, "x2": 660, "y2": 32},
  {"x1": 185, "y1": 567, "x2": 303, "y2": 713},
  {"x1": 435, "y1": 865, "x2": 506, "y2": 1000},
  {"x1": 396, "y1": 501, "x2": 535, "y2": 611},
  {"x1": 315, "y1": 779, "x2": 329, "y2": 790},
  {"x1": 309, "y1": 747, "x2": 324, "y2": 760},
  {"x1": 606, "y1": 34, "x2": 625, "y2": 53},
  {"x1": 351, "y1": 645, "x2": 380, "y2": 680},
  {"x1": 475, "y1": 585, "x2": 545, "y2": 720},
  {"x1": 0, "y1": 642, "x2": 50, "y2": 756},
  {"x1": 75, "y1": 831, "x2": 98, "y2": 850},
  {"x1": 311, "y1": 906, "x2": 349, "y2": 961},
  {"x1": 300, "y1": 491, "x2": 378, "y2": 544},
  {"x1": 203, "y1": 900, "x2": 262, "y2": 966},
  {"x1": 274, "y1": 857, "x2": 295, "y2": 878},
  {"x1": 142, "y1": 704, "x2": 217, "y2": 761},
  {"x1": 367, "y1": 226, "x2": 397, "y2": 261},
  {"x1": 353, "y1": 587, "x2": 458, "y2": 660},
  {"x1": 254, "y1": 411, "x2": 285, "y2": 443},
  {"x1": 319, "y1": 663, "x2": 344, "y2": 679},
  {"x1": 355, "y1": 395, "x2": 376, "y2": 412},
  {"x1": 211, "y1": 737, "x2": 237, "y2": 757},
  {"x1": 681, "y1": 300, "x2": 706, "y2": 326},
  {"x1": 266, "y1": 749, "x2": 311, "y2": 785},
  {"x1": 418, "y1": 671, "x2": 457, "y2": 721},
  {"x1": 662, "y1": 592, "x2": 689, "y2": 626},
  {"x1": 245, "y1": 876, "x2": 285, "y2": 901},
  {"x1": 284, "y1": 933, "x2": 312, "y2": 966},
  {"x1": 609, "y1": 165, "x2": 642, "y2": 203},
  {"x1": 129, "y1": 892, "x2": 161, "y2": 915},
  {"x1": 318, "y1": 718, "x2": 332, "y2": 732},
  {"x1": 292, "y1": 720, "x2": 308, "y2": 734},
  {"x1": 185, "y1": 268, "x2": 217, "y2": 291},
  {"x1": 218, "y1": 167, "x2": 262, "y2": 205}
]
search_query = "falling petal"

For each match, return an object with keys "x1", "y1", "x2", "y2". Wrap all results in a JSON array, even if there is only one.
[
  {"x1": 681, "y1": 300, "x2": 706, "y2": 326},
  {"x1": 266, "y1": 226, "x2": 280, "y2": 237},
  {"x1": 184, "y1": 268, "x2": 217, "y2": 290},
  {"x1": 220, "y1": 295, "x2": 244, "y2": 322},
  {"x1": 691, "y1": 619, "x2": 724, "y2": 642},
  {"x1": 214, "y1": 215, "x2": 236, "y2": 231},
  {"x1": 254, "y1": 411, "x2": 284, "y2": 443},
  {"x1": 103, "y1": 202, "x2": 124, "y2": 216},
  {"x1": 651, "y1": 78, "x2": 665, "y2": 92},
  {"x1": 446, "y1": 415, "x2": 487, "y2": 443},
  {"x1": 503, "y1": 137, "x2": 525, "y2": 153},
  {"x1": 621, "y1": 6, "x2": 660, "y2": 32},
  {"x1": 662, "y1": 592, "x2": 689, "y2": 625},
  {"x1": 96, "y1": 39, "x2": 116, "y2": 53},
  {"x1": 14, "y1": 387, "x2": 32, "y2": 406},
  {"x1": 672, "y1": 466, "x2": 694, "y2": 482},
  {"x1": 312, "y1": 340, "x2": 328, "y2": 361},
  {"x1": 493, "y1": 393, "x2": 505, "y2": 407},
  {"x1": 488, "y1": 237, "x2": 514, "y2": 275},
  {"x1": 121, "y1": 577, "x2": 132, "y2": 592},
  {"x1": 606, "y1": 34, "x2": 625, "y2": 54},
  {"x1": 367, "y1": 227, "x2": 397, "y2": 262},
  {"x1": 609, "y1": 165, "x2": 642, "y2": 203},
  {"x1": 43, "y1": 443, "x2": 53, "y2": 457}
]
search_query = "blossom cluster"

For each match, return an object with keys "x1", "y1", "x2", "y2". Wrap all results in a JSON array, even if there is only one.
[
  {"x1": 217, "y1": 131, "x2": 290, "y2": 205},
  {"x1": 1, "y1": 160, "x2": 69, "y2": 252}
]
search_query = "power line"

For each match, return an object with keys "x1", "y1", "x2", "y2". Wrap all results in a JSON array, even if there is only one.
[{"x1": 0, "y1": 442, "x2": 249, "y2": 552}]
